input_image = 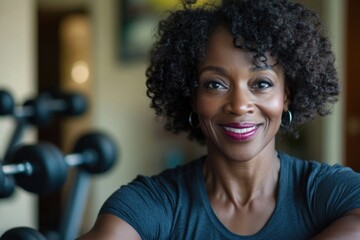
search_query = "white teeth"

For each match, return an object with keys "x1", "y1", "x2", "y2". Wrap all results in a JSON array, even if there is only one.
[{"x1": 224, "y1": 126, "x2": 256, "y2": 134}]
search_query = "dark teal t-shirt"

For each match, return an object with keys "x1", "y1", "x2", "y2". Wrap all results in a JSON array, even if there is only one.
[{"x1": 100, "y1": 152, "x2": 360, "y2": 239}]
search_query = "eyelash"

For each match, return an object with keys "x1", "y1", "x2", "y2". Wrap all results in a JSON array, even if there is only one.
[
  {"x1": 203, "y1": 80, "x2": 227, "y2": 90},
  {"x1": 253, "y1": 79, "x2": 273, "y2": 89},
  {"x1": 203, "y1": 79, "x2": 272, "y2": 89}
]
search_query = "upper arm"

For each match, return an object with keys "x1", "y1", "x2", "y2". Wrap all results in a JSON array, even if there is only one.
[
  {"x1": 77, "y1": 214, "x2": 141, "y2": 240},
  {"x1": 311, "y1": 208, "x2": 360, "y2": 239}
]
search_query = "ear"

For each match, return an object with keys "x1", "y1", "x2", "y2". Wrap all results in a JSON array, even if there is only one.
[
  {"x1": 191, "y1": 97, "x2": 197, "y2": 113},
  {"x1": 190, "y1": 88, "x2": 198, "y2": 112},
  {"x1": 283, "y1": 87, "x2": 290, "y2": 111}
]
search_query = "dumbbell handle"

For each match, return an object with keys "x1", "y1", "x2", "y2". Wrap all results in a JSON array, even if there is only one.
[
  {"x1": 2, "y1": 162, "x2": 33, "y2": 176},
  {"x1": 13, "y1": 99, "x2": 66, "y2": 118},
  {"x1": 13, "y1": 105, "x2": 33, "y2": 118},
  {"x1": 47, "y1": 99, "x2": 67, "y2": 111},
  {"x1": 2, "y1": 150, "x2": 95, "y2": 177},
  {"x1": 66, "y1": 150, "x2": 96, "y2": 167}
]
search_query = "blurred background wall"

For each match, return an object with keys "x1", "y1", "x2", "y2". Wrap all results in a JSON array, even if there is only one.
[
  {"x1": 0, "y1": 0, "x2": 37, "y2": 231},
  {"x1": 0, "y1": 0, "x2": 357, "y2": 237}
]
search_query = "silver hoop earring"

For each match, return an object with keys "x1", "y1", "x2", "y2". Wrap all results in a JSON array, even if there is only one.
[
  {"x1": 281, "y1": 110, "x2": 292, "y2": 127},
  {"x1": 188, "y1": 111, "x2": 200, "y2": 129}
]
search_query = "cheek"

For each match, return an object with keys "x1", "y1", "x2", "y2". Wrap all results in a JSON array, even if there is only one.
[
  {"x1": 195, "y1": 95, "x2": 219, "y2": 120},
  {"x1": 260, "y1": 94, "x2": 285, "y2": 122},
  {"x1": 195, "y1": 96, "x2": 221, "y2": 136}
]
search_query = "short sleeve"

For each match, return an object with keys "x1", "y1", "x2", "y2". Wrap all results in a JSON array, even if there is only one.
[
  {"x1": 99, "y1": 175, "x2": 174, "y2": 239},
  {"x1": 307, "y1": 164, "x2": 360, "y2": 227}
]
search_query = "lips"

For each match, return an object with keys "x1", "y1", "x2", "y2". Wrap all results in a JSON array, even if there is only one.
[
  {"x1": 223, "y1": 125, "x2": 257, "y2": 134},
  {"x1": 220, "y1": 123, "x2": 261, "y2": 141}
]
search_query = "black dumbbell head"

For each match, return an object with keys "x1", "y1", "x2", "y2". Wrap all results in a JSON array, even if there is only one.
[
  {"x1": 0, "y1": 227, "x2": 46, "y2": 240},
  {"x1": 12, "y1": 143, "x2": 68, "y2": 194},
  {"x1": 0, "y1": 163, "x2": 14, "y2": 198},
  {"x1": 0, "y1": 89, "x2": 14, "y2": 115},
  {"x1": 62, "y1": 92, "x2": 88, "y2": 116},
  {"x1": 46, "y1": 90, "x2": 88, "y2": 116},
  {"x1": 0, "y1": 174, "x2": 16, "y2": 198},
  {"x1": 23, "y1": 93, "x2": 53, "y2": 126},
  {"x1": 73, "y1": 132, "x2": 118, "y2": 174},
  {"x1": 0, "y1": 165, "x2": 4, "y2": 189}
]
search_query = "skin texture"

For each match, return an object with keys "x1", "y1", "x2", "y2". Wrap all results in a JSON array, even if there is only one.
[
  {"x1": 311, "y1": 208, "x2": 360, "y2": 239},
  {"x1": 196, "y1": 26, "x2": 286, "y2": 235},
  {"x1": 76, "y1": 214, "x2": 141, "y2": 240},
  {"x1": 195, "y1": 26, "x2": 287, "y2": 163}
]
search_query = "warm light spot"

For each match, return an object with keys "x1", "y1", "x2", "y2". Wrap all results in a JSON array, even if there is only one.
[{"x1": 71, "y1": 61, "x2": 89, "y2": 84}]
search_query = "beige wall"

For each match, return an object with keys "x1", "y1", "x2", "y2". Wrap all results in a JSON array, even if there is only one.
[
  {"x1": 0, "y1": 0, "x2": 37, "y2": 233},
  {"x1": 305, "y1": 0, "x2": 345, "y2": 165},
  {"x1": 321, "y1": 0, "x2": 346, "y2": 165}
]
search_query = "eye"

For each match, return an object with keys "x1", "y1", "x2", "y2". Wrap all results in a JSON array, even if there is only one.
[
  {"x1": 203, "y1": 80, "x2": 227, "y2": 90},
  {"x1": 253, "y1": 79, "x2": 273, "y2": 89}
]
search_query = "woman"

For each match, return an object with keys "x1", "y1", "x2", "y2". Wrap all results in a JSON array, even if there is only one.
[{"x1": 79, "y1": 0, "x2": 360, "y2": 239}]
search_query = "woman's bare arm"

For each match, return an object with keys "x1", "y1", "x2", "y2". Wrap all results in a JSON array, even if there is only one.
[
  {"x1": 77, "y1": 214, "x2": 141, "y2": 240},
  {"x1": 311, "y1": 208, "x2": 360, "y2": 240}
]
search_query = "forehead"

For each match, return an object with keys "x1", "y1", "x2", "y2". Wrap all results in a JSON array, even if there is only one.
[{"x1": 203, "y1": 26, "x2": 279, "y2": 69}]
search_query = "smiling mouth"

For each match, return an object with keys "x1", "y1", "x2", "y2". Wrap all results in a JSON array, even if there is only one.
[
  {"x1": 221, "y1": 124, "x2": 261, "y2": 141},
  {"x1": 223, "y1": 125, "x2": 257, "y2": 134}
]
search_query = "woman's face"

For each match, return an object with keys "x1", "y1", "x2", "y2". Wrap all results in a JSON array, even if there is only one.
[{"x1": 194, "y1": 27, "x2": 288, "y2": 162}]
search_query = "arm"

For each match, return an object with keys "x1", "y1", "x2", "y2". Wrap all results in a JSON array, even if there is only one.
[
  {"x1": 311, "y1": 208, "x2": 360, "y2": 240},
  {"x1": 77, "y1": 214, "x2": 141, "y2": 240}
]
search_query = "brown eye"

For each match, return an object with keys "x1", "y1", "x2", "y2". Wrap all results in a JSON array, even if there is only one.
[
  {"x1": 203, "y1": 80, "x2": 226, "y2": 90},
  {"x1": 254, "y1": 80, "x2": 273, "y2": 89}
]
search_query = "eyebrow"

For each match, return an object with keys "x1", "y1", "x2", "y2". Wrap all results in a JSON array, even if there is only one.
[
  {"x1": 198, "y1": 66, "x2": 226, "y2": 75},
  {"x1": 199, "y1": 65, "x2": 275, "y2": 75},
  {"x1": 250, "y1": 65, "x2": 274, "y2": 71}
]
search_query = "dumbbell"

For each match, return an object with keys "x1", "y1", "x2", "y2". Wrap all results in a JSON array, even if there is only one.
[
  {"x1": 0, "y1": 174, "x2": 16, "y2": 198},
  {"x1": 0, "y1": 89, "x2": 88, "y2": 126},
  {"x1": 0, "y1": 132, "x2": 118, "y2": 194},
  {"x1": 0, "y1": 227, "x2": 46, "y2": 240},
  {"x1": 0, "y1": 89, "x2": 14, "y2": 115}
]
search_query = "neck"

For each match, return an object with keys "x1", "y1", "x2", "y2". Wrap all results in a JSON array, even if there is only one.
[{"x1": 203, "y1": 149, "x2": 280, "y2": 206}]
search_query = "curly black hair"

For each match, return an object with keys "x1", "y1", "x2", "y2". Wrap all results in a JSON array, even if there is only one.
[{"x1": 146, "y1": 0, "x2": 339, "y2": 144}]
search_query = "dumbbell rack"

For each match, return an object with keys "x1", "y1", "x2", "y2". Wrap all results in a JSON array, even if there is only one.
[
  {"x1": 59, "y1": 170, "x2": 91, "y2": 240},
  {"x1": 0, "y1": 89, "x2": 118, "y2": 240},
  {"x1": 0, "y1": 172, "x2": 92, "y2": 240}
]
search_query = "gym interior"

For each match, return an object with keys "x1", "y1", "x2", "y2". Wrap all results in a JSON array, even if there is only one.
[{"x1": 0, "y1": 0, "x2": 359, "y2": 239}]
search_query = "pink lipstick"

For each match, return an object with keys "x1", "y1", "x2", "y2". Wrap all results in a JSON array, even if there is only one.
[{"x1": 221, "y1": 123, "x2": 260, "y2": 142}]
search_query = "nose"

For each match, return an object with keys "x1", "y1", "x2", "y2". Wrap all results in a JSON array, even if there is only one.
[{"x1": 224, "y1": 87, "x2": 254, "y2": 115}]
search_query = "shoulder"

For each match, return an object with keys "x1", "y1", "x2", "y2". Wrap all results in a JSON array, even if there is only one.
[
  {"x1": 279, "y1": 151, "x2": 360, "y2": 208},
  {"x1": 278, "y1": 151, "x2": 359, "y2": 181},
  {"x1": 280, "y1": 151, "x2": 360, "y2": 225},
  {"x1": 105, "y1": 157, "x2": 203, "y2": 207},
  {"x1": 131, "y1": 156, "x2": 203, "y2": 192},
  {"x1": 98, "y1": 157, "x2": 204, "y2": 239},
  {"x1": 156, "y1": 156, "x2": 204, "y2": 181}
]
